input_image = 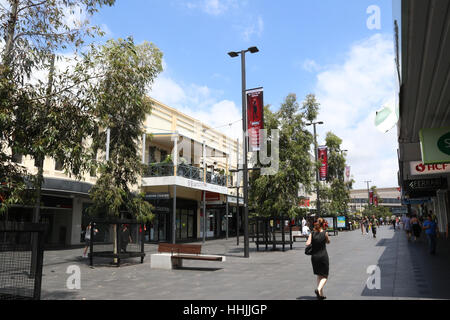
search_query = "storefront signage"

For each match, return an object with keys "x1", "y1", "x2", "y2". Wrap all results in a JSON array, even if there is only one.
[
  {"x1": 420, "y1": 127, "x2": 450, "y2": 164},
  {"x1": 299, "y1": 198, "x2": 310, "y2": 208},
  {"x1": 405, "y1": 178, "x2": 448, "y2": 191},
  {"x1": 318, "y1": 146, "x2": 328, "y2": 181},
  {"x1": 337, "y1": 216, "x2": 346, "y2": 228},
  {"x1": 246, "y1": 87, "x2": 264, "y2": 152},
  {"x1": 204, "y1": 191, "x2": 220, "y2": 201},
  {"x1": 409, "y1": 161, "x2": 450, "y2": 176},
  {"x1": 144, "y1": 192, "x2": 170, "y2": 200}
]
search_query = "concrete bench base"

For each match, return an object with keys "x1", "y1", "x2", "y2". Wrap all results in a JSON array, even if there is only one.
[{"x1": 150, "y1": 253, "x2": 225, "y2": 270}]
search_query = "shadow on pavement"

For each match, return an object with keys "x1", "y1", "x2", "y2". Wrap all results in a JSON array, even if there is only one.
[
  {"x1": 361, "y1": 228, "x2": 450, "y2": 299},
  {"x1": 175, "y1": 267, "x2": 223, "y2": 272},
  {"x1": 41, "y1": 290, "x2": 79, "y2": 300},
  {"x1": 296, "y1": 296, "x2": 318, "y2": 300}
]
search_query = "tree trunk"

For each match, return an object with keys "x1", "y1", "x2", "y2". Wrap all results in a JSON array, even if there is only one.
[{"x1": 3, "y1": 0, "x2": 19, "y2": 67}]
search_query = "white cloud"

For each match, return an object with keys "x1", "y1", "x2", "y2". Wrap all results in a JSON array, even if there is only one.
[
  {"x1": 185, "y1": 0, "x2": 238, "y2": 16},
  {"x1": 148, "y1": 67, "x2": 242, "y2": 140},
  {"x1": 312, "y1": 33, "x2": 398, "y2": 189},
  {"x1": 302, "y1": 59, "x2": 322, "y2": 73},
  {"x1": 242, "y1": 16, "x2": 264, "y2": 41}
]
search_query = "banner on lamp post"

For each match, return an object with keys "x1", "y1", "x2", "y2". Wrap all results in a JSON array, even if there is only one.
[
  {"x1": 374, "y1": 195, "x2": 378, "y2": 207},
  {"x1": 369, "y1": 190, "x2": 374, "y2": 205},
  {"x1": 318, "y1": 146, "x2": 328, "y2": 181},
  {"x1": 344, "y1": 166, "x2": 351, "y2": 183},
  {"x1": 246, "y1": 87, "x2": 264, "y2": 152}
]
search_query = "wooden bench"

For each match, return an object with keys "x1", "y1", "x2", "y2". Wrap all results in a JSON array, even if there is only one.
[{"x1": 150, "y1": 243, "x2": 225, "y2": 270}]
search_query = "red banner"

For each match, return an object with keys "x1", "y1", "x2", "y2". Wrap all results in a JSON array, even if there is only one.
[
  {"x1": 246, "y1": 88, "x2": 264, "y2": 152},
  {"x1": 318, "y1": 146, "x2": 328, "y2": 181},
  {"x1": 374, "y1": 195, "x2": 378, "y2": 207},
  {"x1": 369, "y1": 190, "x2": 374, "y2": 205}
]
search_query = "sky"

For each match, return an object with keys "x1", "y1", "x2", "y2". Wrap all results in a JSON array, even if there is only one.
[{"x1": 2, "y1": 0, "x2": 399, "y2": 190}]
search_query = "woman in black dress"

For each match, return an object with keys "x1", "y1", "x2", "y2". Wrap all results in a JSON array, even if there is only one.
[{"x1": 306, "y1": 218, "x2": 330, "y2": 300}]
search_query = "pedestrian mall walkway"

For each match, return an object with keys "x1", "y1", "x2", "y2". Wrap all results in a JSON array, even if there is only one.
[{"x1": 40, "y1": 225, "x2": 450, "y2": 300}]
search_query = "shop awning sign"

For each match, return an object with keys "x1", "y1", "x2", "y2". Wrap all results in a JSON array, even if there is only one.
[
  {"x1": 420, "y1": 127, "x2": 450, "y2": 164},
  {"x1": 410, "y1": 161, "x2": 450, "y2": 176}
]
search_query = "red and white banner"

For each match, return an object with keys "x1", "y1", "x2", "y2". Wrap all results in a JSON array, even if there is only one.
[
  {"x1": 374, "y1": 195, "x2": 378, "y2": 207},
  {"x1": 344, "y1": 166, "x2": 351, "y2": 183},
  {"x1": 318, "y1": 146, "x2": 328, "y2": 181},
  {"x1": 369, "y1": 190, "x2": 374, "y2": 205},
  {"x1": 246, "y1": 87, "x2": 264, "y2": 152}
]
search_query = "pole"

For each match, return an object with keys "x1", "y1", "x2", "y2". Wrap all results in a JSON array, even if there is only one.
[
  {"x1": 203, "y1": 141, "x2": 206, "y2": 243},
  {"x1": 313, "y1": 123, "x2": 320, "y2": 217},
  {"x1": 241, "y1": 50, "x2": 250, "y2": 258},
  {"x1": 172, "y1": 185, "x2": 176, "y2": 244},
  {"x1": 226, "y1": 194, "x2": 229, "y2": 240},
  {"x1": 236, "y1": 138, "x2": 240, "y2": 246}
]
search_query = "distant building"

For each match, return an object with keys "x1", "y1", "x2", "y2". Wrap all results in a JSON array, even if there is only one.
[{"x1": 349, "y1": 187, "x2": 407, "y2": 216}]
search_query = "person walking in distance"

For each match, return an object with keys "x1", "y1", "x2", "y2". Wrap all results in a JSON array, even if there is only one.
[
  {"x1": 364, "y1": 217, "x2": 370, "y2": 235},
  {"x1": 404, "y1": 214, "x2": 412, "y2": 242},
  {"x1": 410, "y1": 214, "x2": 421, "y2": 242},
  {"x1": 82, "y1": 222, "x2": 98, "y2": 258},
  {"x1": 120, "y1": 224, "x2": 133, "y2": 253},
  {"x1": 423, "y1": 215, "x2": 439, "y2": 255},
  {"x1": 361, "y1": 217, "x2": 365, "y2": 235},
  {"x1": 306, "y1": 218, "x2": 330, "y2": 300},
  {"x1": 370, "y1": 215, "x2": 378, "y2": 238}
]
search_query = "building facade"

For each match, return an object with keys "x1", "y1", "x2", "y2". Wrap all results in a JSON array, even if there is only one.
[{"x1": 3, "y1": 97, "x2": 243, "y2": 247}]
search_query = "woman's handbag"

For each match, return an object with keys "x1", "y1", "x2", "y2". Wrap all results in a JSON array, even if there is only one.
[{"x1": 305, "y1": 244, "x2": 313, "y2": 255}]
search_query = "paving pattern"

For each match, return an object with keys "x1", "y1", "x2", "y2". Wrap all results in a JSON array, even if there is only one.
[{"x1": 40, "y1": 226, "x2": 450, "y2": 300}]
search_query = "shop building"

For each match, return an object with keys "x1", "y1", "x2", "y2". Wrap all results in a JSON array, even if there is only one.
[
  {"x1": 3, "y1": 97, "x2": 243, "y2": 246},
  {"x1": 394, "y1": 0, "x2": 450, "y2": 237}
]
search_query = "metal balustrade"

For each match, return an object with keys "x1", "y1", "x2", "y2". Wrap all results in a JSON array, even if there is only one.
[{"x1": 143, "y1": 163, "x2": 227, "y2": 186}]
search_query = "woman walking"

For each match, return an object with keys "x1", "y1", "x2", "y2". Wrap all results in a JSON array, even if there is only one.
[
  {"x1": 410, "y1": 214, "x2": 421, "y2": 241},
  {"x1": 306, "y1": 218, "x2": 330, "y2": 300}
]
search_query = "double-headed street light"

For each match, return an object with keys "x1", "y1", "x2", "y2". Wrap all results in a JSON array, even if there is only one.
[
  {"x1": 306, "y1": 121, "x2": 324, "y2": 216},
  {"x1": 228, "y1": 46, "x2": 259, "y2": 258}
]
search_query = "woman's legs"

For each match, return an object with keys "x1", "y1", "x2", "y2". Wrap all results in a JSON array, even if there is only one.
[{"x1": 317, "y1": 276, "x2": 328, "y2": 296}]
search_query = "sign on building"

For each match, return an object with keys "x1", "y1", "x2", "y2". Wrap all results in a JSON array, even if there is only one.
[
  {"x1": 409, "y1": 161, "x2": 450, "y2": 176},
  {"x1": 419, "y1": 127, "x2": 450, "y2": 164}
]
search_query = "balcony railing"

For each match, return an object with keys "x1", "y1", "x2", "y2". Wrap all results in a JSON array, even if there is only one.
[
  {"x1": 206, "y1": 171, "x2": 227, "y2": 187},
  {"x1": 176, "y1": 163, "x2": 204, "y2": 182},
  {"x1": 144, "y1": 163, "x2": 174, "y2": 177},
  {"x1": 143, "y1": 163, "x2": 227, "y2": 187}
]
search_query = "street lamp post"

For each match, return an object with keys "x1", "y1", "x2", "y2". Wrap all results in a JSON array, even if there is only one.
[
  {"x1": 228, "y1": 46, "x2": 259, "y2": 258},
  {"x1": 306, "y1": 121, "x2": 324, "y2": 216}
]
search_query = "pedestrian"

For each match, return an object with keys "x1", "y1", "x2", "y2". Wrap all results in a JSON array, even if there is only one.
[
  {"x1": 361, "y1": 218, "x2": 365, "y2": 235},
  {"x1": 120, "y1": 224, "x2": 133, "y2": 253},
  {"x1": 364, "y1": 217, "x2": 370, "y2": 235},
  {"x1": 305, "y1": 218, "x2": 330, "y2": 300},
  {"x1": 370, "y1": 215, "x2": 378, "y2": 238},
  {"x1": 410, "y1": 214, "x2": 421, "y2": 241},
  {"x1": 82, "y1": 222, "x2": 98, "y2": 258},
  {"x1": 404, "y1": 214, "x2": 412, "y2": 241},
  {"x1": 423, "y1": 215, "x2": 439, "y2": 255}
]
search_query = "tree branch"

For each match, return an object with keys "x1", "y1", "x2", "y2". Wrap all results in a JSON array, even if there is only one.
[{"x1": 17, "y1": 0, "x2": 49, "y2": 13}]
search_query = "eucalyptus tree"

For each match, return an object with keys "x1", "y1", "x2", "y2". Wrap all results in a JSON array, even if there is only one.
[
  {"x1": 249, "y1": 94, "x2": 315, "y2": 219},
  {"x1": 86, "y1": 37, "x2": 163, "y2": 223},
  {"x1": 0, "y1": 0, "x2": 115, "y2": 215},
  {"x1": 319, "y1": 132, "x2": 352, "y2": 216}
]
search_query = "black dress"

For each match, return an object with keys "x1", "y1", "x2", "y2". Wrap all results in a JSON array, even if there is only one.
[{"x1": 311, "y1": 231, "x2": 329, "y2": 277}]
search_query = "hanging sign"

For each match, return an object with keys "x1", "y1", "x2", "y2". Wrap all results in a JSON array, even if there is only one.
[
  {"x1": 318, "y1": 146, "x2": 328, "y2": 181},
  {"x1": 246, "y1": 87, "x2": 264, "y2": 152}
]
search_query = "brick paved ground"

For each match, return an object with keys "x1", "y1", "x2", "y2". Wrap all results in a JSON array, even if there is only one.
[{"x1": 40, "y1": 225, "x2": 450, "y2": 300}]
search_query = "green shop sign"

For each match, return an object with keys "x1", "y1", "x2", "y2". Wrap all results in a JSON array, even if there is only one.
[{"x1": 420, "y1": 127, "x2": 450, "y2": 164}]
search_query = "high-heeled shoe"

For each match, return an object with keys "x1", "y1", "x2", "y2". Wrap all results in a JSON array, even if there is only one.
[{"x1": 314, "y1": 289, "x2": 320, "y2": 299}]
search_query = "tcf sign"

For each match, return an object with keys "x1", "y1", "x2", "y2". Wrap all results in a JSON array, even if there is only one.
[{"x1": 410, "y1": 161, "x2": 450, "y2": 176}]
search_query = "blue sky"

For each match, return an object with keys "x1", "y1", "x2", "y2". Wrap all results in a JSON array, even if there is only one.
[{"x1": 88, "y1": 0, "x2": 398, "y2": 189}]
